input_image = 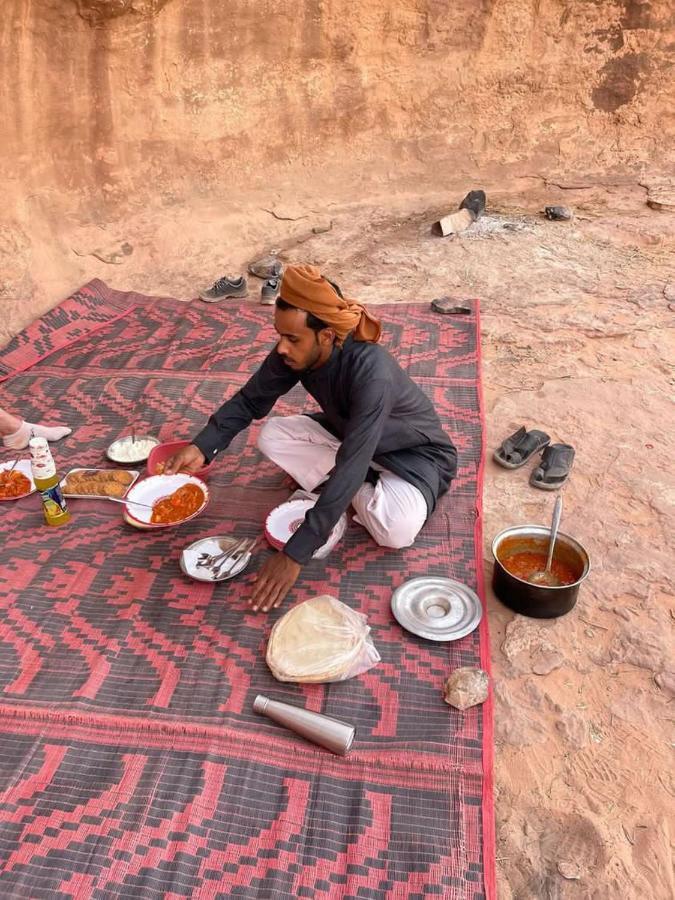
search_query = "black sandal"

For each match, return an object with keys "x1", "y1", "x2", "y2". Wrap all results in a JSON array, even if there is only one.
[
  {"x1": 494, "y1": 427, "x2": 550, "y2": 469},
  {"x1": 530, "y1": 443, "x2": 575, "y2": 490}
]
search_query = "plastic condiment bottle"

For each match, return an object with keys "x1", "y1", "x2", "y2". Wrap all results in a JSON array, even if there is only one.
[{"x1": 29, "y1": 436, "x2": 71, "y2": 527}]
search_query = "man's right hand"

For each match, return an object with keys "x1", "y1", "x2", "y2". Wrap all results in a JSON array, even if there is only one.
[{"x1": 163, "y1": 444, "x2": 207, "y2": 475}]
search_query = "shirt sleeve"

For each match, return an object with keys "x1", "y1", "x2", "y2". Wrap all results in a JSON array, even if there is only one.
[
  {"x1": 193, "y1": 350, "x2": 299, "y2": 460},
  {"x1": 283, "y1": 376, "x2": 392, "y2": 565}
]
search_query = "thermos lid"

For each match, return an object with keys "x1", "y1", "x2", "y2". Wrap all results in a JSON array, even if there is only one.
[{"x1": 253, "y1": 694, "x2": 269, "y2": 714}]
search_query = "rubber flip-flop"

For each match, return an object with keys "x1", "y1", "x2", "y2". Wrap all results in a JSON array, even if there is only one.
[
  {"x1": 530, "y1": 443, "x2": 575, "y2": 490},
  {"x1": 431, "y1": 297, "x2": 473, "y2": 315},
  {"x1": 494, "y1": 427, "x2": 551, "y2": 469}
]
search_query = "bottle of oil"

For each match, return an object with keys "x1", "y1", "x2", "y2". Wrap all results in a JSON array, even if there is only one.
[{"x1": 29, "y1": 436, "x2": 71, "y2": 527}]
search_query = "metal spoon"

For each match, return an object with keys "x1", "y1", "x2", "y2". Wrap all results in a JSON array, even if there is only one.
[
  {"x1": 530, "y1": 495, "x2": 563, "y2": 586},
  {"x1": 5, "y1": 457, "x2": 21, "y2": 475},
  {"x1": 104, "y1": 495, "x2": 154, "y2": 509}
]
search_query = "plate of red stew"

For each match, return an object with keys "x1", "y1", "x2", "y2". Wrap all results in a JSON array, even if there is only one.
[
  {"x1": 0, "y1": 460, "x2": 35, "y2": 501},
  {"x1": 123, "y1": 474, "x2": 209, "y2": 529}
]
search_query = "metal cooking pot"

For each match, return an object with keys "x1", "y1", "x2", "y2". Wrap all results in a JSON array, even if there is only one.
[{"x1": 491, "y1": 525, "x2": 590, "y2": 619}]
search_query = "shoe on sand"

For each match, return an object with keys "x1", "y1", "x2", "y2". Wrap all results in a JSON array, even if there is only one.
[
  {"x1": 200, "y1": 275, "x2": 248, "y2": 302},
  {"x1": 530, "y1": 443, "x2": 575, "y2": 490},
  {"x1": 460, "y1": 190, "x2": 486, "y2": 219},
  {"x1": 494, "y1": 426, "x2": 550, "y2": 469},
  {"x1": 261, "y1": 278, "x2": 281, "y2": 306}
]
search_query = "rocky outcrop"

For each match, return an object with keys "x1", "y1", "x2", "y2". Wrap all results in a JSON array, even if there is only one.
[
  {"x1": 0, "y1": 0, "x2": 673, "y2": 336},
  {"x1": 75, "y1": 0, "x2": 172, "y2": 24}
]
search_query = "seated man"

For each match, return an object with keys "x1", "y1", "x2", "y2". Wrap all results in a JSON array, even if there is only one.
[{"x1": 166, "y1": 265, "x2": 457, "y2": 612}]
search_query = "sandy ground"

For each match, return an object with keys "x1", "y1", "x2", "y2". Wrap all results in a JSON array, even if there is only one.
[{"x1": 3, "y1": 179, "x2": 674, "y2": 897}]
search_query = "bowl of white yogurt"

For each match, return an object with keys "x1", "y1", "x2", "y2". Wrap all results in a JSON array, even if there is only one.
[{"x1": 107, "y1": 435, "x2": 160, "y2": 464}]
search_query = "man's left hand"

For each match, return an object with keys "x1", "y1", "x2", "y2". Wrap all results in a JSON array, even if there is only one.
[{"x1": 249, "y1": 553, "x2": 301, "y2": 612}]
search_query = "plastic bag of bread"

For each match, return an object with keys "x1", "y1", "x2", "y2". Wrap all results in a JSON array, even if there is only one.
[{"x1": 266, "y1": 595, "x2": 380, "y2": 683}]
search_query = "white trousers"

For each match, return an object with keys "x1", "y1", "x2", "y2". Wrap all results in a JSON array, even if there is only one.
[{"x1": 257, "y1": 415, "x2": 428, "y2": 550}]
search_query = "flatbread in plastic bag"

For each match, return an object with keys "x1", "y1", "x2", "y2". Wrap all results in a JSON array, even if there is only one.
[{"x1": 266, "y1": 595, "x2": 380, "y2": 683}]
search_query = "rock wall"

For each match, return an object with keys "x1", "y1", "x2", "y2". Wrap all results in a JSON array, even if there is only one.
[{"x1": 1, "y1": 0, "x2": 673, "y2": 337}]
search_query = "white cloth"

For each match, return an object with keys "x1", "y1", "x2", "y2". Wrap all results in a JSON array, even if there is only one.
[{"x1": 257, "y1": 415, "x2": 428, "y2": 550}]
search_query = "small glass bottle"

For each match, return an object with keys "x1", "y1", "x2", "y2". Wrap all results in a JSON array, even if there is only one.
[{"x1": 29, "y1": 436, "x2": 71, "y2": 527}]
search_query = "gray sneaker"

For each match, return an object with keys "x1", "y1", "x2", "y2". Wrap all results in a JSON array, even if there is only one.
[
  {"x1": 199, "y1": 275, "x2": 248, "y2": 302},
  {"x1": 248, "y1": 256, "x2": 283, "y2": 279},
  {"x1": 260, "y1": 277, "x2": 281, "y2": 306}
]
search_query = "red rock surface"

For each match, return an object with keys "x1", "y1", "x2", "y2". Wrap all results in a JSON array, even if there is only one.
[{"x1": 1, "y1": 0, "x2": 673, "y2": 337}]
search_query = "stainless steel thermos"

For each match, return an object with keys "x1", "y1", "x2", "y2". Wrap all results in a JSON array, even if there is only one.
[{"x1": 253, "y1": 694, "x2": 356, "y2": 756}]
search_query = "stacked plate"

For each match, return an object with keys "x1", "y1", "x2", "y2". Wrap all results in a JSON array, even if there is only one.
[{"x1": 264, "y1": 498, "x2": 315, "y2": 550}]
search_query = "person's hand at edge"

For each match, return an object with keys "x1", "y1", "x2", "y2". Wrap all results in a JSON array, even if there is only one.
[
  {"x1": 163, "y1": 444, "x2": 206, "y2": 475},
  {"x1": 249, "y1": 552, "x2": 301, "y2": 612}
]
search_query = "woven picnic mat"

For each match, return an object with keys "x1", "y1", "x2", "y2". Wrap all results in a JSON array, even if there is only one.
[{"x1": 0, "y1": 280, "x2": 494, "y2": 898}]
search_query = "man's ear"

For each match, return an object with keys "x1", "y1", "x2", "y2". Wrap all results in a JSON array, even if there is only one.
[{"x1": 319, "y1": 327, "x2": 336, "y2": 346}]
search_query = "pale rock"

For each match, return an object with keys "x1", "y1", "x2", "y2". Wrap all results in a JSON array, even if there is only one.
[
  {"x1": 557, "y1": 860, "x2": 582, "y2": 880},
  {"x1": 443, "y1": 667, "x2": 489, "y2": 710}
]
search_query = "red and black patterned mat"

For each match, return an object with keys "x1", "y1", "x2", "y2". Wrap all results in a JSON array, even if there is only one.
[{"x1": 0, "y1": 280, "x2": 494, "y2": 898}]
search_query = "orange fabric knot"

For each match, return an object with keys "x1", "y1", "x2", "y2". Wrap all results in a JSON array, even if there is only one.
[{"x1": 280, "y1": 264, "x2": 381, "y2": 343}]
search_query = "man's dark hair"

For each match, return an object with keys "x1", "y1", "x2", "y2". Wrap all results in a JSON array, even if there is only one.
[{"x1": 275, "y1": 297, "x2": 328, "y2": 332}]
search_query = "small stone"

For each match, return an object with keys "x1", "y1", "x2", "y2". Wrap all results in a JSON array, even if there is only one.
[
  {"x1": 248, "y1": 255, "x2": 283, "y2": 279},
  {"x1": 664, "y1": 283, "x2": 675, "y2": 302},
  {"x1": 443, "y1": 667, "x2": 489, "y2": 710},
  {"x1": 646, "y1": 186, "x2": 675, "y2": 211},
  {"x1": 90, "y1": 240, "x2": 133, "y2": 265},
  {"x1": 544, "y1": 205, "x2": 573, "y2": 221},
  {"x1": 557, "y1": 861, "x2": 581, "y2": 880}
]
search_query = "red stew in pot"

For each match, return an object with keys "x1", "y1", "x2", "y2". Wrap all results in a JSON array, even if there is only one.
[{"x1": 501, "y1": 551, "x2": 578, "y2": 586}]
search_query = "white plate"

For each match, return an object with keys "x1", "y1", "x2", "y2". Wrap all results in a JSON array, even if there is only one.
[
  {"x1": 264, "y1": 499, "x2": 314, "y2": 548},
  {"x1": 180, "y1": 535, "x2": 253, "y2": 582},
  {"x1": 124, "y1": 474, "x2": 209, "y2": 529},
  {"x1": 0, "y1": 460, "x2": 35, "y2": 500},
  {"x1": 107, "y1": 435, "x2": 160, "y2": 464}
]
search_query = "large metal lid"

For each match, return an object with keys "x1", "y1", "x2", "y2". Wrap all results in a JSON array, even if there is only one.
[{"x1": 391, "y1": 576, "x2": 483, "y2": 642}]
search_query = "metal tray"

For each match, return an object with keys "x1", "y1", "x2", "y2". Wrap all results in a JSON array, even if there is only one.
[
  {"x1": 61, "y1": 467, "x2": 140, "y2": 500},
  {"x1": 391, "y1": 576, "x2": 482, "y2": 642}
]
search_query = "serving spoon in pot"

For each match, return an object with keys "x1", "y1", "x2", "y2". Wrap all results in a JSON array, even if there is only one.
[{"x1": 530, "y1": 494, "x2": 563, "y2": 586}]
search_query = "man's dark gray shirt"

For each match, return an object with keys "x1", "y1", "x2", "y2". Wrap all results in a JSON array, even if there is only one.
[{"x1": 193, "y1": 336, "x2": 457, "y2": 565}]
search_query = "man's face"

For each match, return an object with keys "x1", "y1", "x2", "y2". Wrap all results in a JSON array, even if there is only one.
[{"x1": 274, "y1": 307, "x2": 332, "y2": 371}]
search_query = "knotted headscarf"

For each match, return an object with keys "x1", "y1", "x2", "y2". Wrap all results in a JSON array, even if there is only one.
[{"x1": 280, "y1": 264, "x2": 381, "y2": 344}]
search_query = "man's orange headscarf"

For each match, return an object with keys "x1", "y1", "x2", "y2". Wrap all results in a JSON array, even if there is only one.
[{"x1": 280, "y1": 264, "x2": 381, "y2": 344}]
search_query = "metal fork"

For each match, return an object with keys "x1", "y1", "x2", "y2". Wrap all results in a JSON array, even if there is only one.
[
  {"x1": 211, "y1": 538, "x2": 257, "y2": 579},
  {"x1": 196, "y1": 537, "x2": 250, "y2": 569}
]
